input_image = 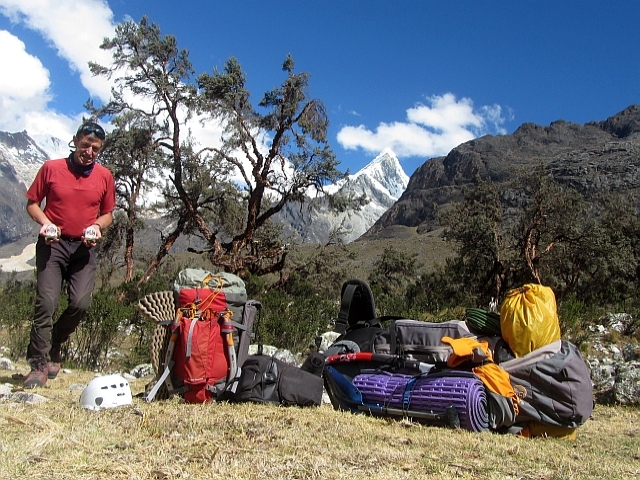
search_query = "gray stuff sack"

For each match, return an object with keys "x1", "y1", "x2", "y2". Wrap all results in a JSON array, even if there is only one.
[
  {"x1": 372, "y1": 319, "x2": 476, "y2": 364},
  {"x1": 232, "y1": 355, "x2": 324, "y2": 407},
  {"x1": 501, "y1": 340, "x2": 594, "y2": 428}
]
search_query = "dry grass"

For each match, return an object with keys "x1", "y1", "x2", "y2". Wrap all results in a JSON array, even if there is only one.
[{"x1": 1, "y1": 364, "x2": 639, "y2": 480}]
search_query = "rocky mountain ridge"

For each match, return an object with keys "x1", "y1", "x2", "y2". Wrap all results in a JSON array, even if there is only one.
[
  {"x1": 0, "y1": 131, "x2": 52, "y2": 243},
  {"x1": 0, "y1": 131, "x2": 409, "y2": 247},
  {"x1": 277, "y1": 148, "x2": 409, "y2": 243},
  {"x1": 365, "y1": 105, "x2": 640, "y2": 238}
]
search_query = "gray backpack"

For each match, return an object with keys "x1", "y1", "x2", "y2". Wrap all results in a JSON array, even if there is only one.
[{"x1": 501, "y1": 340, "x2": 594, "y2": 428}]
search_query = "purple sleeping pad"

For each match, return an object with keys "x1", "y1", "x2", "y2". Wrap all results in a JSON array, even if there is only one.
[
  {"x1": 353, "y1": 371, "x2": 413, "y2": 406},
  {"x1": 353, "y1": 371, "x2": 488, "y2": 432}
]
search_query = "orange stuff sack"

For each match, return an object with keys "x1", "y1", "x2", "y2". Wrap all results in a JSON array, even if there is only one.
[
  {"x1": 520, "y1": 421, "x2": 578, "y2": 441},
  {"x1": 500, "y1": 284, "x2": 561, "y2": 358}
]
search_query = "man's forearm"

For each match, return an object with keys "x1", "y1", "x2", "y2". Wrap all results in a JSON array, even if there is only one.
[
  {"x1": 26, "y1": 200, "x2": 52, "y2": 226},
  {"x1": 92, "y1": 212, "x2": 113, "y2": 230}
]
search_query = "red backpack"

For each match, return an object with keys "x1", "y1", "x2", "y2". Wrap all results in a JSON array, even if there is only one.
[
  {"x1": 173, "y1": 279, "x2": 230, "y2": 403},
  {"x1": 143, "y1": 269, "x2": 260, "y2": 404}
]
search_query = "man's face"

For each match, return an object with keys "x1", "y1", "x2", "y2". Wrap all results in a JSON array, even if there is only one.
[{"x1": 73, "y1": 135, "x2": 103, "y2": 166}]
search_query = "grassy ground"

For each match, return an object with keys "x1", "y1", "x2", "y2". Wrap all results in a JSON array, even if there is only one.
[{"x1": 1, "y1": 363, "x2": 639, "y2": 480}]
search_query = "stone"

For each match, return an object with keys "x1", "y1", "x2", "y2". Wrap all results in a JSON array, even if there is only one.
[
  {"x1": 587, "y1": 357, "x2": 616, "y2": 391},
  {"x1": 610, "y1": 345, "x2": 623, "y2": 361},
  {"x1": 319, "y1": 331, "x2": 341, "y2": 352},
  {"x1": 613, "y1": 362, "x2": 640, "y2": 406},
  {"x1": 603, "y1": 313, "x2": 635, "y2": 334},
  {"x1": 9, "y1": 392, "x2": 48, "y2": 405},
  {"x1": 273, "y1": 349, "x2": 299, "y2": 367},
  {"x1": 248, "y1": 344, "x2": 277, "y2": 357},
  {"x1": 129, "y1": 363, "x2": 154, "y2": 378},
  {"x1": 0, "y1": 383, "x2": 13, "y2": 398},
  {"x1": 0, "y1": 357, "x2": 15, "y2": 370}
]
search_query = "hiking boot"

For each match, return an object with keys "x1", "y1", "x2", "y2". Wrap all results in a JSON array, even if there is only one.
[
  {"x1": 24, "y1": 365, "x2": 48, "y2": 389},
  {"x1": 47, "y1": 362, "x2": 61, "y2": 379}
]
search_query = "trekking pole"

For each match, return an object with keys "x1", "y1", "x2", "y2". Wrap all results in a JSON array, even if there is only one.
[
  {"x1": 146, "y1": 308, "x2": 182, "y2": 402},
  {"x1": 220, "y1": 310, "x2": 238, "y2": 385}
]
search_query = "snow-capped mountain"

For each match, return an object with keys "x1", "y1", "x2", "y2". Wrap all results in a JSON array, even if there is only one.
[
  {"x1": 277, "y1": 148, "x2": 409, "y2": 243},
  {"x1": 326, "y1": 147, "x2": 409, "y2": 199},
  {"x1": 0, "y1": 131, "x2": 52, "y2": 189},
  {"x1": 0, "y1": 129, "x2": 409, "y2": 246},
  {"x1": 0, "y1": 131, "x2": 51, "y2": 243},
  {"x1": 31, "y1": 133, "x2": 71, "y2": 162}
]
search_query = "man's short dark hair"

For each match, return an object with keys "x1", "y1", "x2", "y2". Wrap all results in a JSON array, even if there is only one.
[{"x1": 76, "y1": 122, "x2": 106, "y2": 140}]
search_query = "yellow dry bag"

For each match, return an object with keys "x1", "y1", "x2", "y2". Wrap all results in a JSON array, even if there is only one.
[{"x1": 500, "y1": 284, "x2": 561, "y2": 358}]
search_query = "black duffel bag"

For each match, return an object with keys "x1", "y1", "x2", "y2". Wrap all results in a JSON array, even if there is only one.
[{"x1": 232, "y1": 355, "x2": 324, "y2": 407}]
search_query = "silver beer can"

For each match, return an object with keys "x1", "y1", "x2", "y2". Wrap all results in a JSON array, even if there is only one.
[
  {"x1": 84, "y1": 226, "x2": 98, "y2": 243},
  {"x1": 44, "y1": 224, "x2": 59, "y2": 240}
]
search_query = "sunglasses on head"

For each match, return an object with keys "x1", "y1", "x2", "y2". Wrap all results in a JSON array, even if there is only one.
[{"x1": 77, "y1": 123, "x2": 106, "y2": 140}]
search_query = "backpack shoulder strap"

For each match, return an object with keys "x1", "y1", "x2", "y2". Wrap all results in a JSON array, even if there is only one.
[
  {"x1": 146, "y1": 310, "x2": 182, "y2": 402},
  {"x1": 335, "y1": 279, "x2": 377, "y2": 335},
  {"x1": 236, "y1": 300, "x2": 262, "y2": 369}
]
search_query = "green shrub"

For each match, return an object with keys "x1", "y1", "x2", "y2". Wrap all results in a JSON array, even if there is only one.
[
  {"x1": 0, "y1": 275, "x2": 36, "y2": 361},
  {"x1": 257, "y1": 288, "x2": 337, "y2": 353},
  {"x1": 67, "y1": 289, "x2": 136, "y2": 370}
]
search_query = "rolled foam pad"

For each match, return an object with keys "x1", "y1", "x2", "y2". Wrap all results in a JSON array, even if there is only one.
[
  {"x1": 353, "y1": 371, "x2": 412, "y2": 407},
  {"x1": 353, "y1": 371, "x2": 488, "y2": 432},
  {"x1": 409, "y1": 373, "x2": 488, "y2": 432}
]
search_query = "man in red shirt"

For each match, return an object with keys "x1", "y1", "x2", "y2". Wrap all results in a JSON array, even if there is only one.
[{"x1": 23, "y1": 121, "x2": 116, "y2": 388}]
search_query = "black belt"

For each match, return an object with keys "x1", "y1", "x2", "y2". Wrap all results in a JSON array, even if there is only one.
[{"x1": 60, "y1": 235, "x2": 83, "y2": 242}]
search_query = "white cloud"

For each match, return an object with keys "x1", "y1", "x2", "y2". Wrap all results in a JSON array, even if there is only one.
[
  {"x1": 0, "y1": 31, "x2": 50, "y2": 117},
  {"x1": 0, "y1": 0, "x2": 272, "y2": 189},
  {"x1": 0, "y1": 0, "x2": 114, "y2": 101},
  {"x1": 0, "y1": 30, "x2": 76, "y2": 140},
  {"x1": 337, "y1": 93, "x2": 508, "y2": 158},
  {"x1": 0, "y1": 0, "x2": 116, "y2": 142}
]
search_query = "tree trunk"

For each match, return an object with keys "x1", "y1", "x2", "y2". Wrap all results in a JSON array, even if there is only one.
[
  {"x1": 124, "y1": 226, "x2": 135, "y2": 283},
  {"x1": 137, "y1": 215, "x2": 188, "y2": 286}
]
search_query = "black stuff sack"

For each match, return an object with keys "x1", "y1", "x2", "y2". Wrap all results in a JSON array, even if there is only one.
[{"x1": 233, "y1": 355, "x2": 324, "y2": 407}]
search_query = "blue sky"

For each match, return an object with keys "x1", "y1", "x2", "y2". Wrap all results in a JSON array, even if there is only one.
[{"x1": 0, "y1": 1, "x2": 638, "y2": 176}]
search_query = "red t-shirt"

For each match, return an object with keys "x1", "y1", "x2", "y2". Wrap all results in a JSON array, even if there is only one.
[{"x1": 26, "y1": 158, "x2": 116, "y2": 238}]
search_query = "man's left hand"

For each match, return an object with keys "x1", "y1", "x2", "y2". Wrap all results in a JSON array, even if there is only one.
[{"x1": 82, "y1": 224, "x2": 101, "y2": 248}]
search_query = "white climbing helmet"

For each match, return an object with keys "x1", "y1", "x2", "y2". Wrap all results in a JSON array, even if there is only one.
[{"x1": 80, "y1": 374, "x2": 133, "y2": 411}]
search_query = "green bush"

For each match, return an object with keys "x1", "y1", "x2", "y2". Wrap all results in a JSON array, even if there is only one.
[
  {"x1": 66, "y1": 289, "x2": 135, "y2": 370},
  {"x1": 257, "y1": 288, "x2": 337, "y2": 353},
  {"x1": 0, "y1": 275, "x2": 36, "y2": 361}
]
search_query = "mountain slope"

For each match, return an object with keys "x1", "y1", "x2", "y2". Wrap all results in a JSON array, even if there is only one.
[
  {"x1": 0, "y1": 131, "x2": 51, "y2": 189},
  {"x1": 0, "y1": 131, "x2": 51, "y2": 243},
  {"x1": 365, "y1": 105, "x2": 640, "y2": 239},
  {"x1": 276, "y1": 148, "x2": 409, "y2": 243}
]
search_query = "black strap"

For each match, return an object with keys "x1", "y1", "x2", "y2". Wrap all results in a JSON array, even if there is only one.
[
  {"x1": 342, "y1": 315, "x2": 404, "y2": 333},
  {"x1": 335, "y1": 284, "x2": 359, "y2": 334},
  {"x1": 237, "y1": 300, "x2": 261, "y2": 369},
  {"x1": 390, "y1": 319, "x2": 397, "y2": 356}
]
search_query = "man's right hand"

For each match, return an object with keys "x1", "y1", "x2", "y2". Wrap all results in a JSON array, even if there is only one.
[{"x1": 40, "y1": 224, "x2": 60, "y2": 245}]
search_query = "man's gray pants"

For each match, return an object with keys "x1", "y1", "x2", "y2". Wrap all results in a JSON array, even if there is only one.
[{"x1": 27, "y1": 236, "x2": 97, "y2": 368}]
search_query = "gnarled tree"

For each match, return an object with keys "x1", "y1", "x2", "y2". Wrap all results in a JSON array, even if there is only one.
[
  {"x1": 88, "y1": 17, "x2": 352, "y2": 284},
  {"x1": 440, "y1": 175, "x2": 511, "y2": 304},
  {"x1": 195, "y1": 54, "x2": 347, "y2": 274},
  {"x1": 98, "y1": 112, "x2": 161, "y2": 282}
]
